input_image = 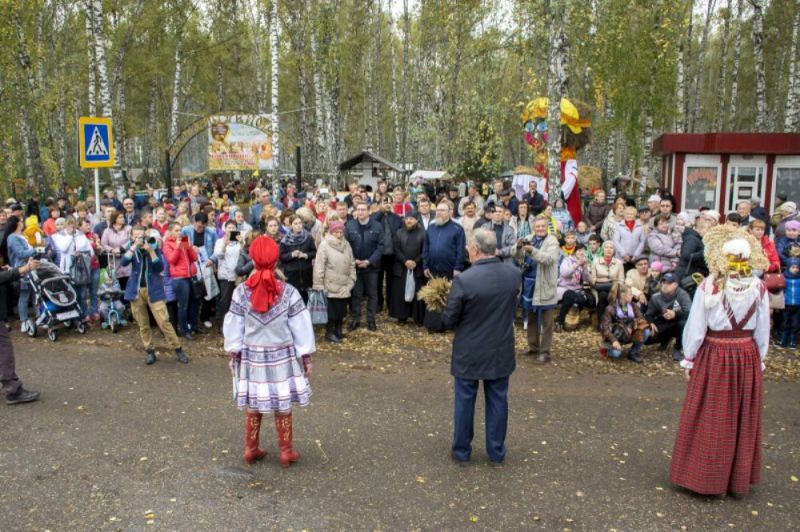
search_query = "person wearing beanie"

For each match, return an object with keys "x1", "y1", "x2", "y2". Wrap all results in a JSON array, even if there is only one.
[
  {"x1": 313, "y1": 220, "x2": 356, "y2": 342},
  {"x1": 776, "y1": 219, "x2": 800, "y2": 268},
  {"x1": 775, "y1": 201, "x2": 799, "y2": 239},
  {"x1": 778, "y1": 256, "x2": 800, "y2": 348}
]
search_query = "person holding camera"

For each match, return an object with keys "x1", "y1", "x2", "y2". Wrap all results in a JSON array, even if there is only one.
[
  {"x1": 214, "y1": 220, "x2": 244, "y2": 326},
  {"x1": 122, "y1": 226, "x2": 188, "y2": 365},
  {"x1": 163, "y1": 222, "x2": 201, "y2": 339},
  {"x1": 0, "y1": 257, "x2": 41, "y2": 404}
]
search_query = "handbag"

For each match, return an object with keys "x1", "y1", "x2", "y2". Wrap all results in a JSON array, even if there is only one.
[
  {"x1": 69, "y1": 240, "x2": 92, "y2": 286},
  {"x1": 307, "y1": 289, "x2": 328, "y2": 325},
  {"x1": 191, "y1": 262, "x2": 206, "y2": 299},
  {"x1": 404, "y1": 270, "x2": 416, "y2": 303},
  {"x1": 763, "y1": 272, "x2": 786, "y2": 292}
]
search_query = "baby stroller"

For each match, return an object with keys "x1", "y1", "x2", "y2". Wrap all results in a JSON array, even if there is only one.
[
  {"x1": 99, "y1": 251, "x2": 128, "y2": 333},
  {"x1": 25, "y1": 260, "x2": 87, "y2": 342}
]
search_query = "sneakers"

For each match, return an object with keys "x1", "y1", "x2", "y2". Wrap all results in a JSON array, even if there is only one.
[
  {"x1": 367, "y1": 321, "x2": 377, "y2": 332},
  {"x1": 203, "y1": 320, "x2": 213, "y2": 329},
  {"x1": 554, "y1": 322, "x2": 563, "y2": 333},
  {"x1": 184, "y1": 331, "x2": 195, "y2": 341},
  {"x1": 6, "y1": 388, "x2": 40, "y2": 405},
  {"x1": 20, "y1": 321, "x2": 28, "y2": 334},
  {"x1": 175, "y1": 348, "x2": 189, "y2": 364},
  {"x1": 348, "y1": 321, "x2": 360, "y2": 332},
  {"x1": 672, "y1": 349, "x2": 683, "y2": 362},
  {"x1": 145, "y1": 349, "x2": 157, "y2": 365}
]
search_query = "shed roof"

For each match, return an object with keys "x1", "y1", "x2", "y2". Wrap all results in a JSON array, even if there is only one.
[
  {"x1": 409, "y1": 170, "x2": 451, "y2": 181},
  {"x1": 338, "y1": 150, "x2": 404, "y2": 172},
  {"x1": 653, "y1": 132, "x2": 800, "y2": 155}
]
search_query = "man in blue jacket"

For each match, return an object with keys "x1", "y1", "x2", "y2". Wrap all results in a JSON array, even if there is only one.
[
  {"x1": 346, "y1": 202, "x2": 384, "y2": 331},
  {"x1": 122, "y1": 226, "x2": 188, "y2": 365},
  {"x1": 423, "y1": 202, "x2": 466, "y2": 280},
  {"x1": 443, "y1": 228, "x2": 521, "y2": 465}
]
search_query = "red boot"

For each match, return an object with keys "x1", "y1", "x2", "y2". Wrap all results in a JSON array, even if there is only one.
[
  {"x1": 274, "y1": 412, "x2": 300, "y2": 468},
  {"x1": 244, "y1": 411, "x2": 267, "y2": 464}
]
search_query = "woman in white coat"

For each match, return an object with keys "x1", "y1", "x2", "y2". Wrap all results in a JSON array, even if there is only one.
[{"x1": 50, "y1": 216, "x2": 94, "y2": 319}]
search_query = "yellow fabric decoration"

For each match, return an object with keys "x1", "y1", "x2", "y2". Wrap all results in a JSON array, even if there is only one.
[{"x1": 520, "y1": 97, "x2": 590, "y2": 134}]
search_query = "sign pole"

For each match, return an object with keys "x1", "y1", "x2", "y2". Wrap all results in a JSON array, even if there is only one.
[{"x1": 94, "y1": 168, "x2": 100, "y2": 216}]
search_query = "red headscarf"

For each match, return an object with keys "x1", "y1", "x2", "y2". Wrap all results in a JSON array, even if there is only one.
[{"x1": 245, "y1": 236, "x2": 282, "y2": 313}]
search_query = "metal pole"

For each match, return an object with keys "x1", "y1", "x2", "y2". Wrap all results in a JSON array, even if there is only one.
[{"x1": 94, "y1": 167, "x2": 100, "y2": 216}]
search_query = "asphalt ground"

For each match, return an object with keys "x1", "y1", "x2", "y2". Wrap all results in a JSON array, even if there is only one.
[{"x1": 1, "y1": 322, "x2": 799, "y2": 531}]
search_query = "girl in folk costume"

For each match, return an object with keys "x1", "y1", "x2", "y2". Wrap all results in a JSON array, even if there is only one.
[
  {"x1": 223, "y1": 236, "x2": 315, "y2": 467},
  {"x1": 670, "y1": 225, "x2": 771, "y2": 497}
]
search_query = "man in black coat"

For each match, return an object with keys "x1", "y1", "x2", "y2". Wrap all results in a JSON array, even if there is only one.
[
  {"x1": 372, "y1": 200, "x2": 403, "y2": 314},
  {"x1": 674, "y1": 218, "x2": 710, "y2": 298},
  {"x1": 389, "y1": 212, "x2": 426, "y2": 324},
  {"x1": 443, "y1": 227, "x2": 521, "y2": 465},
  {"x1": 346, "y1": 202, "x2": 385, "y2": 331},
  {"x1": 1, "y1": 258, "x2": 41, "y2": 405}
]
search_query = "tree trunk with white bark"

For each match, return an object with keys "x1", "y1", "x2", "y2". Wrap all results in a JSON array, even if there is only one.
[
  {"x1": 728, "y1": 0, "x2": 744, "y2": 129},
  {"x1": 12, "y1": 10, "x2": 46, "y2": 194},
  {"x1": 88, "y1": 0, "x2": 112, "y2": 119},
  {"x1": 715, "y1": 1, "x2": 731, "y2": 131},
  {"x1": 270, "y1": 0, "x2": 280, "y2": 175},
  {"x1": 751, "y1": 0, "x2": 767, "y2": 132},
  {"x1": 784, "y1": 3, "x2": 800, "y2": 132},
  {"x1": 546, "y1": 0, "x2": 569, "y2": 203},
  {"x1": 605, "y1": 104, "x2": 616, "y2": 189},
  {"x1": 689, "y1": 0, "x2": 715, "y2": 132},
  {"x1": 85, "y1": 4, "x2": 96, "y2": 116},
  {"x1": 169, "y1": 41, "x2": 182, "y2": 143}
]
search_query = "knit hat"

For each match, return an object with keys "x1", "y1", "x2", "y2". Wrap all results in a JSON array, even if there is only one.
[
  {"x1": 648, "y1": 194, "x2": 661, "y2": 203},
  {"x1": 650, "y1": 261, "x2": 664, "y2": 272},
  {"x1": 785, "y1": 220, "x2": 800, "y2": 231},
  {"x1": 328, "y1": 221, "x2": 345, "y2": 233},
  {"x1": 779, "y1": 201, "x2": 797, "y2": 214}
]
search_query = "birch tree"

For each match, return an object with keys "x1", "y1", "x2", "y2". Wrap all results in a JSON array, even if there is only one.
[
  {"x1": 727, "y1": 0, "x2": 745, "y2": 129},
  {"x1": 689, "y1": 0, "x2": 715, "y2": 132},
  {"x1": 715, "y1": 2, "x2": 731, "y2": 131},
  {"x1": 270, "y1": 0, "x2": 280, "y2": 174},
  {"x1": 750, "y1": 0, "x2": 767, "y2": 131},
  {"x1": 784, "y1": 2, "x2": 800, "y2": 132},
  {"x1": 11, "y1": 8, "x2": 46, "y2": 194},
  {"x1": 85, "y1": 4, "x2": 97, "y2": 116},
  {"x1": 546, "y1": 0, "x2": 569, "y2": 203}
]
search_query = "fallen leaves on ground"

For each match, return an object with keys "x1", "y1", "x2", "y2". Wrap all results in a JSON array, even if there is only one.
[{"x1": 30, "y1": 310, "x2": 800, "y2": 382}]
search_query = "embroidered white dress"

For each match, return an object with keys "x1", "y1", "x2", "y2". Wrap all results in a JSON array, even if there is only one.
[
  {"x1": 223, "y1": 282, "x2": 315, "y2": 413},
  {"x1": 681, "y1": 276, "x2": 770, "y2": 370}
]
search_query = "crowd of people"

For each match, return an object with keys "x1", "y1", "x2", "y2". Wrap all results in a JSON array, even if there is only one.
[
  {"x1": 0, "y1": 177, "x2": 797, "y2": 372},
  {"x1": 0, "y1": 176, "x2": 792, "y2": 498}
]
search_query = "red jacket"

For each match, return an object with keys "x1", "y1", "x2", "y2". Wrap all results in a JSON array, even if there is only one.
[
  {"x1": 163, "y1": 236, "x2": 198, "y2": 279},
  {"x1": 762, "y1": 235, "x2": 781, "y2": 273},
  {"x1": 152, "y1": 220, "x2": 169, "y2": 236}
]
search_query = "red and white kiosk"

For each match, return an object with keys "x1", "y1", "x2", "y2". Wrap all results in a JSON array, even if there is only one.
[{"x1": 653, "y1": 132, "x2": 800, "y2": 216}]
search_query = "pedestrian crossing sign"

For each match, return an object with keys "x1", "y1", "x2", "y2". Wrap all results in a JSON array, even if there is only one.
[{"x1": 79, "y1": 117, "x2": 115, "y2": 168}]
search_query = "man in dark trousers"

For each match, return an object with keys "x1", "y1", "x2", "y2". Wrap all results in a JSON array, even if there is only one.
[
  {"x1": 645, "y1": 272, "x2": 692, "y2": 362},
  {"x1": 346, "y1": 201, "x2": 385, "y2": 331},
  {"x1": 443, "y1": 228, "x2": 521, "y2": 466},
  {"x1": 1, "y1": 258, "x2": 41, "y2": 405}
]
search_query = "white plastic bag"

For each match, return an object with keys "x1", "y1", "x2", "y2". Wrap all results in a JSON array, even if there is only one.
[
  {"x1": 404, "y1": 270, "x2": 415, "y2": 303},
  {"x1": 200, "y1": 262, "x2": 220, "y2": 301}
]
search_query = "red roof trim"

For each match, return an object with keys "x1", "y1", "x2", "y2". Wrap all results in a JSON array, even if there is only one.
[{"x1": 653, "y1": 133, "x2": 800, "y2": 155}]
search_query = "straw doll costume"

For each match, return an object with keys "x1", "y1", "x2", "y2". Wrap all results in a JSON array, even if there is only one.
[
  {"x1": 223, "y1": 236, "x2": 315, "y2": 467},
  {"x1": 669, "y1": 225, "x2": 770, "y2": 497}
]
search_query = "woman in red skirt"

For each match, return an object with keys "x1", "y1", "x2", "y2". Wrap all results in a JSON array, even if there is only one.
[{"x1": 670, "y1": 228, "x2": 771, "y2": 497}]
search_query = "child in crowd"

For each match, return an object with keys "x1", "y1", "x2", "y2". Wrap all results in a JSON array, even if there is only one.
[
  {"x1": 561, "y1": 230, "x2": 577, "y2": 260},
  {"x1": 778, "y1": 256, "x2": 800, "y2": 348},
  {"x1": 575, "y1": 220, "x2": 591, "y2": 246},
  {"x1": 776, "y1": 220, "x2": 800, "y2": 268},
  {"x1": 586, "y1": 234, "x2": 602, "y2": 264}
]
